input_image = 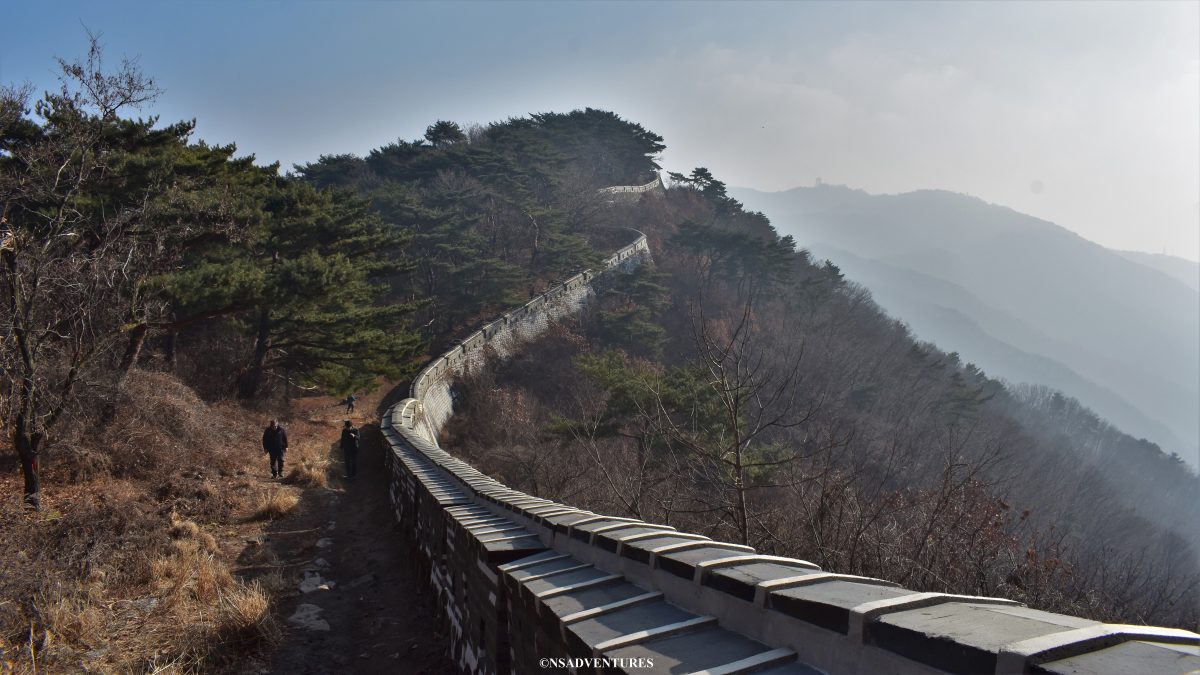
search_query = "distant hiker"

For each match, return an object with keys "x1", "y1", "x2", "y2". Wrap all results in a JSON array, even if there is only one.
[
  {"x1": 340, "y1": 420, "x2": 360, "y2": 479},
  {"x1": 338, "y1": 394, "x2": 358, "y2": 414},
  {"x1": 262, "y1": 419, "x2": 289, "y2": 479}
]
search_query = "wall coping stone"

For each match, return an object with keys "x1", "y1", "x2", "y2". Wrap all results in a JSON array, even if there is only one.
[
  {"x1": 848, "y1": 593, "x2": 1022, "y2": 643},
  {"x1": 996, "y1": 624, "x2": 1199, "y2": 673},
  {"x1": 590, "y1": 615, "x2": 717, "y2": 655},
  {"x1": 752, "y1": 572, "x2": 899, "y2": 607},
  {"x1": 689, "y1": 647, "x2": 800, "y2": 675},
  {"x1": 560, "y1": 591, "x2": 666, "y2": 625},
  {"x1": 499, "y1": 552, "x2": 571, "y2": 573},
  {"x1": 535, "y1": 573, "x2": 624, "y2": 599}
]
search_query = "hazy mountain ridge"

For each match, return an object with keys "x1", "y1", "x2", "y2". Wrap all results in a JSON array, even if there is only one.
[
  {"x1": 733, "y1": 184, "x2": 1200, "y2": 468},
  {"x1": 807, "y1": 242, "x2": 1192, "y2": 458},
  {"x1": 1116, "y1": 250, "x2": 1200, "y2": 293}
]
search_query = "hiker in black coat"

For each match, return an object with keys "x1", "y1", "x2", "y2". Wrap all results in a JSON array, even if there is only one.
[
  {"x1": 263, "y1": 419, "x2": 289, "y2": 478},
  {"x1": 340, "y1": 420, "x2": 360, "y2": 479}
]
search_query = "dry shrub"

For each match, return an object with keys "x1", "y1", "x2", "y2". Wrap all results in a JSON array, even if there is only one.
[
  {"x1": 92, "y1": 371, "x2": 263, "y2": 483},
  {"x1": 0, "y1": 480, "x2": 166, "y2": 671},
  {"x1": 32, "y1": 593, "x2": 104, "y2": 648},
  {"x1": 168, "y1": 518, "x2": 199, "y2": 540},
  {"x1": 167, "y1": 517, "x2": 218, "y2": 554},
  {"x1": 255, "y1": 570, "x2": 288, "y2": 594},
  {"x1": 250, "y1": 489, "x2": 299, "y2": 521},
  {"x1": 284, "y1": 453, "x2": 329, "y2": 488},
  {"x1": 196, "y1": 531, "x2": 219, "y2": 554},
  {"x1": 155, "y1": 474, "x2": 246, "y2": 524},
  {"x1": 151, "y1": 517, "x2": 238, "y2": 624},
  {"x1": 0, "y1": 370, "x2": 296, "y2": 671},
  {"x1": 12, "y1": 481, "x2": 164, "y2": 592},
  {"x1": 136, "y1": 517, "x2": 277, "y2": 668},
  {"x1": 152, "y1": 539, "x2": 233, "y2": 609},
  {"x1": 57, "y1": 446, "x2": 114, "y2": 482},
  {"x1": 215, "y1": 581, "x2": 279, "y2": 647},
  {"x1": 193, "y1": 556, "x2": 234, "y2": 606}
]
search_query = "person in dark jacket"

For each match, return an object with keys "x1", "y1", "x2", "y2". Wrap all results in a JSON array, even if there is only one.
[
  {"x1": 262, "y1": 419, "x2": 289, "y2": 478},
  {"x1": 340, "y1": 420, "x2": 359, "y2": 479}
]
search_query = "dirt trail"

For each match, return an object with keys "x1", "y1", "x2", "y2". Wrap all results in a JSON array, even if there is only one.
[{"x1": 252, "y1": 395, "x2": 453, "y2": 674}]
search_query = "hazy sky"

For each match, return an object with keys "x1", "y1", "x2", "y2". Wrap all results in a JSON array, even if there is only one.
[{"x1": 5, "y1": 1, "x2": 1198, "y2": 260}]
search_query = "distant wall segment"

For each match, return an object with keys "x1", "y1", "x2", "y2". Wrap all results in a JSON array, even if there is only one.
[
  {"x1": 406, "y1": 232, "x2": 650, "y2": 446},
  {"x1": 597, "y1": 175, "x2": 663, "y2": 197},
  {"x1": 379, "y1": 183, "x2": 1200, "y2": 674}
]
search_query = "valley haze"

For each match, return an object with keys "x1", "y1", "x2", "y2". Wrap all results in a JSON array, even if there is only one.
[{"x1": 734, "y1": 183, "x2": 1200, "y2": 469}]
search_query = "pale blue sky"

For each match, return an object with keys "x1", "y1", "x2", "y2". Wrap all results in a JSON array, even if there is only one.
[{"x1": 4, "y1": 1, "x2": 1198, "y2": 260}]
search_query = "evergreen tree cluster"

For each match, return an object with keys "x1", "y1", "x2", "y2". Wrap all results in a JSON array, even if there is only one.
[
  {"x1": 1, "y1": 43, "x2": 667, "y2": 510},
  {"x1": 294, "y1": 109, "x2": 664, "y2": 337}
]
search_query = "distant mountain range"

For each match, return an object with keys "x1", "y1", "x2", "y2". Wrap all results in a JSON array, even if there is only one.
[
  {"x1": 1114, "y1": 250, "x2": 1200, "y2": 293},
  {"x1": 732, "y1": 184, "x2": 1200, "y2": 469}
]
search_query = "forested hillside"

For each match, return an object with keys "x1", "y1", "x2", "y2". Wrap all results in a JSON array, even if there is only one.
[
  {"x1": 445, "y1": 170, "x2": 1200, "y2": 630},
  {"x1": 294, "y1": 109, "x2": 664, "y2": 342},
  {"x1": 1, "y1": 45, "x2": 660, "y2": 511}
]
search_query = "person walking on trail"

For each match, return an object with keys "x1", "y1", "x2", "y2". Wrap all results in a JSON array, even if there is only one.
[
  {"x1": 262, "y1": 419, "x2": 289, "y2": 479},
  {"x1": 338, "y1": 394, "x2": 358, "y2": 414},
  {"x1": 340, "y1": 420, "x2": 360, "y2": 479}
]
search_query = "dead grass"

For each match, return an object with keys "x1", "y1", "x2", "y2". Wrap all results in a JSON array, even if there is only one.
[
  {"x1": 0, "y1": 501, "x2": 257, "y2": 672},
  {"x1": 0, "y1": 368, "x2": 377, "y2": 672},
  {"x1": 168, "y1": 517, "x2": 199, "y2": 540},
  {"x1": 0, "y1": 370, "x2": 309, "y2": 672},
  {"x1": 256, "y1": 570, "x2": 289, "y2": 594},
  {"x1": 249, "y1": 489, "x2": 299, "y2": 521},
  {"x1": 169, "y1": 516, "x2": 218, "y2": 553},
  {"x1": 284, "y1": 453, "x2": 330, "y2": 488},
  {"x1": 32, "y1": 593, "x2": 104, "y2": 650},
  {"x1": 216, "y1": 580, "x2": 279, "y2": 646}
]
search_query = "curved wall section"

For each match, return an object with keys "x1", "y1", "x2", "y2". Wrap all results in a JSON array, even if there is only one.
[
  {"x1": 597, "y1": 175, "x2": 663, "y2": 197},
  {"x1": 407, "y1": 233, "x2": 650, "y2": 445},
  {"x1": 380, "y1": 222, "x2": 1200, "y2": 674}
]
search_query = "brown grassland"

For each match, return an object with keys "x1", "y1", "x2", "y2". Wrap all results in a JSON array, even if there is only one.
[{"x1": 0, "y1": 371, "x2": 349, "y2": 673}]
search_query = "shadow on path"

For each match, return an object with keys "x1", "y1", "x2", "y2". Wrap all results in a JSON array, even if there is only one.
[{"x1": 256, "y1": 421, "x2": 454, "y2": 674}]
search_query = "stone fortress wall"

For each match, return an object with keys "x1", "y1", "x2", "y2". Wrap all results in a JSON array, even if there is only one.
[
  {"x1": 597, "y1": 175, "x2": 662, "y2": 196},
  {"x1": 378, "y1": 176, "x2": 1200, "y2": 675}
]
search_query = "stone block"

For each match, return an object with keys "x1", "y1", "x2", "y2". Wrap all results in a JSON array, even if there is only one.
[
  {"x1": 543, "y1": 511, "x2": 602, "y2": 534},
  {"x1": 592, "y1": 526, "x2": 679, "y2": 553},
  {"x1": 620, "y1": 535, "x2": 716, "y2": 564},
  {"x1": 523, "y1": 566, "x2": 619, "y2": 600},
  {"x1": 569, "y1": 518, "x2": 652, "y2": 544},
  {"x1": 507, "y1": 557, "x2": 591, "y2": 583},
  {"x1": 870, "y1": 602, "x2": 1097, "y2": 674},
  {"x1": 564, "y1": 600, "x2": 696, "y2": 656},
  {"x1": 656, "y1": 546, "x2": 754, "y2": 581},
  {"x1": 704, "y1": 563, "x2": 829, "y2": 603},
  {"x1": 1036, "y1": 640, "x2": 1200, "y2": 675},
  {"x1": 768, "y1": 580, "x2": 912, "y2": 634},
  {"x1": 603, "y1": 625, "x2": 785, "y2": 674}
]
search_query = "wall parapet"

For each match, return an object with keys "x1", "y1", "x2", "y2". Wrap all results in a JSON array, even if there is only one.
[
  {"x1": 597, "y1": 174, "x2": 663, "y2": 196},
  {"x1": 379, "y1": 208, "x2": 1200, "y2": 673}
]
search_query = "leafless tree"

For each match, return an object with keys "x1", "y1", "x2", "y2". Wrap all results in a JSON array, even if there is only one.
[
  {"x1": 655, "y1": 283, "x2": 826, "y2": 545},
  {"x1": 1, "y1": 33, "x2": 159, "y2": 509}
]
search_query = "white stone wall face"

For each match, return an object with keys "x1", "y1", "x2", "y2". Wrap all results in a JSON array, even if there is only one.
[
  {"x1": 410, "y1": 236, "x2": 651, "y2": 445},
  {"x1": 378, "y1": 208, "x2": 1200, "y2": 674}
]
